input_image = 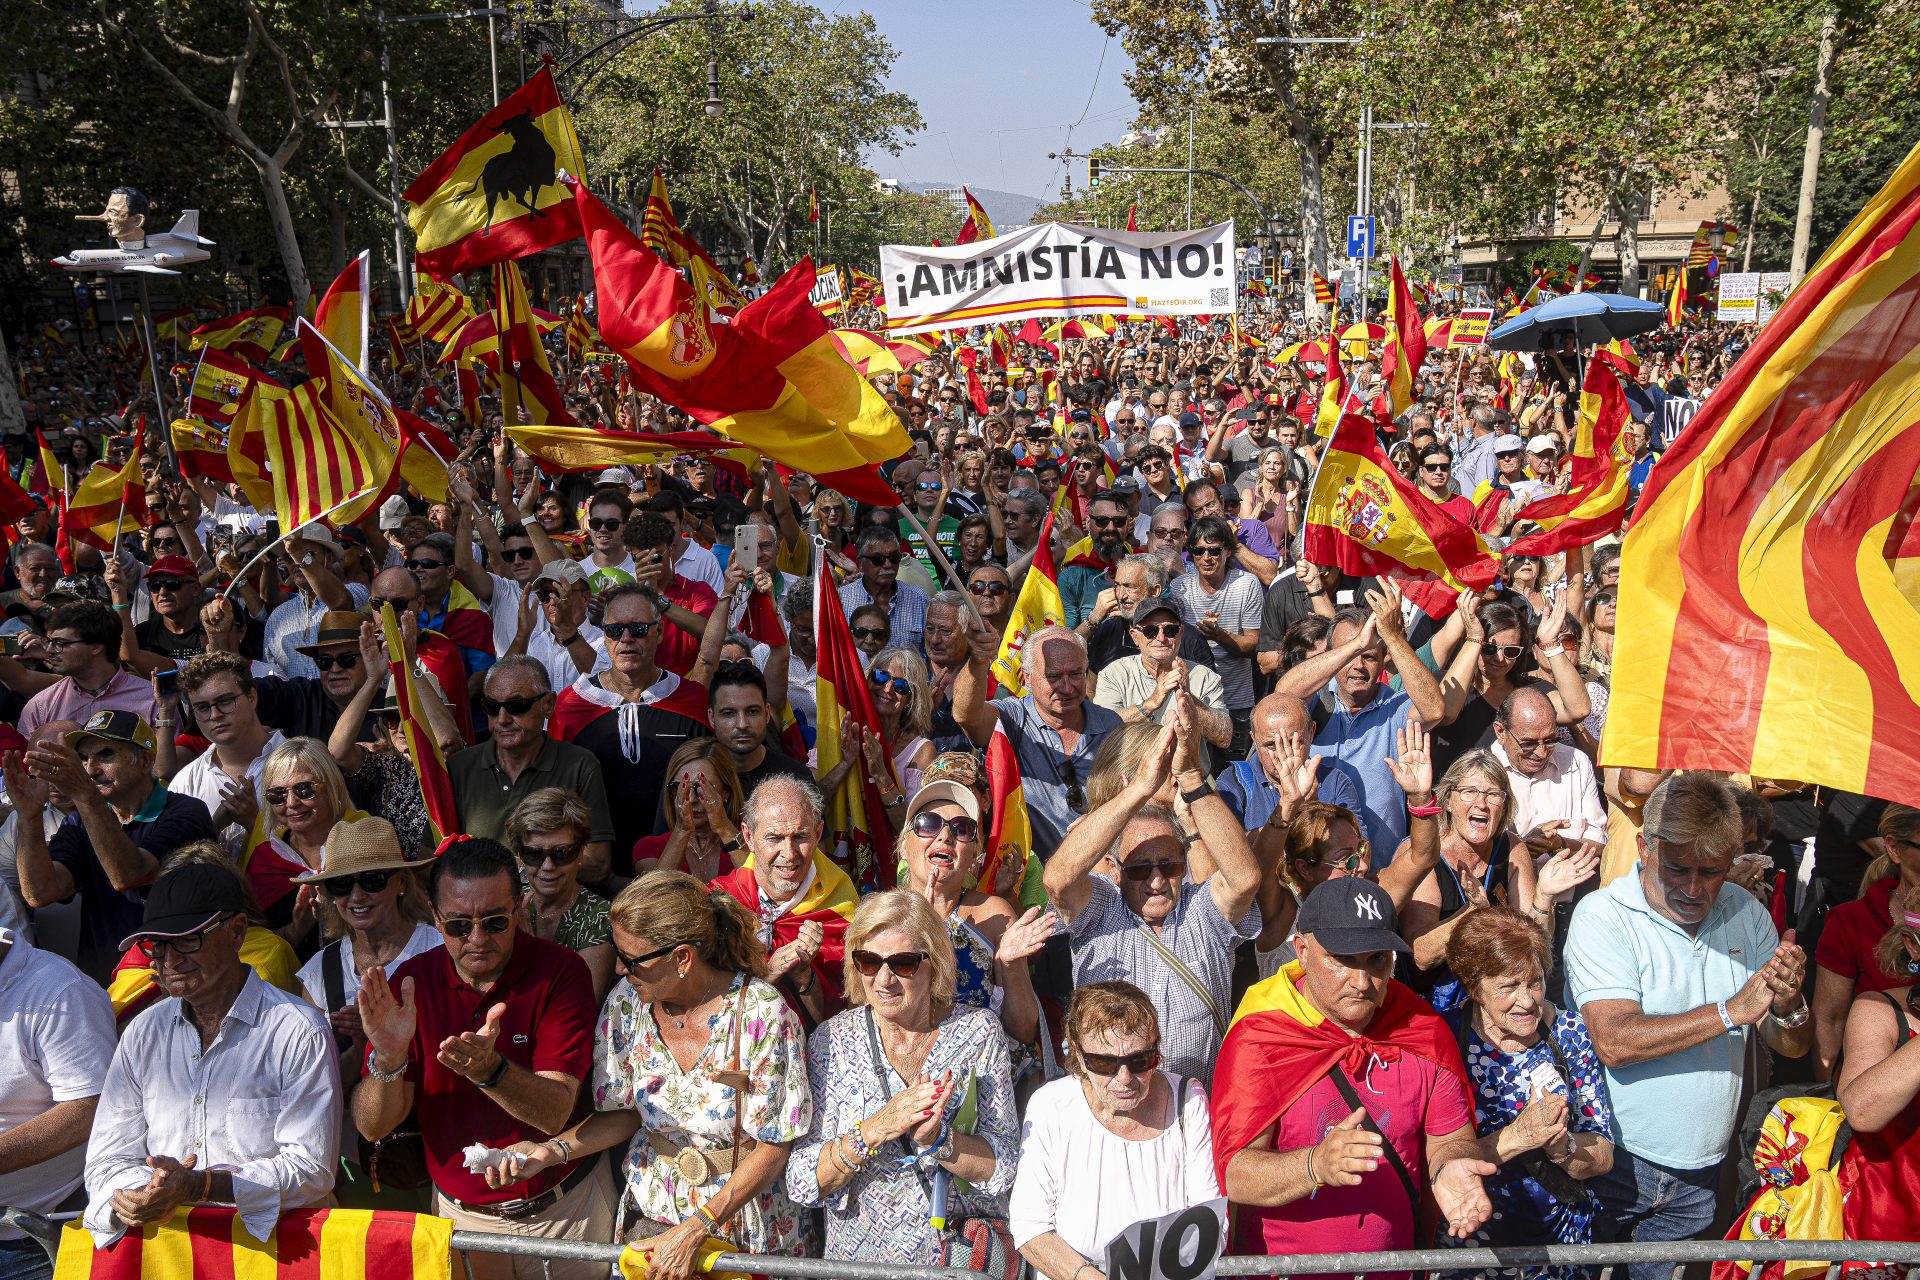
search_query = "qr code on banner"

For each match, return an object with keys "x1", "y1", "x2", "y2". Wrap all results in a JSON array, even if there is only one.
[{"x1": 1210, "y1": 287, "x2": 1231, "y2": 307}]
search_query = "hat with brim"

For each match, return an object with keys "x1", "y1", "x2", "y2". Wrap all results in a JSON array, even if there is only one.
[
  {"x1": 1294, "y1": 877, "x2": 1412, "y2": 956},
  {"x1": 903, "y1": 779, "x2": 981, "y2": 828},
  {"x1": 118, "y1": 862, "x2": 246, "y2": 952},
  {"x1": 293, "y1": 815, "x2": 427, "y2": 884},
  {"x1": 295, "y1": 610, "x2": 368, "y2": 655},
  {"x1": 1129, "y1": 596, "x2": 1181, "y2": 627}
]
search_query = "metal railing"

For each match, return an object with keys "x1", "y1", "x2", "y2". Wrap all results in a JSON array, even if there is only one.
[{"x1": 1215, "y1": 1240, "x2": 1920, "y2": 1279}]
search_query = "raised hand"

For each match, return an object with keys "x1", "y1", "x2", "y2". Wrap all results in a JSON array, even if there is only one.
[
  {"x1": 1534, "y1": 591, "x2": 1569, "y2": 660},
  {"x1": 1, "y1": 751, "x2": 48, "y2": 817},
  {"x1": 994, "y1": 906, "x2": 1056, "y2": 964},
  {"x1": 1384, "y1": 720, "x2": 1434, "y2": 798},
  {"x1": 1311, "y1": 1107, "x2": 1384, "y2": 1188},
  {"x1": 1364, "y1": 578, "x2": 1407, "y2": 641},
  {"x1": 1534, "y1": 846, "x2": 1600, "y2": 900},
  {"x1": 1457, "y1": 590, "x2": 1486, "y2": 644},
  {"x1": 964, "y1": 613, "x2": 999, "y2": 666},
  {"x1": 357, "y1": 966, "x2": 417, "y2": 1069}
]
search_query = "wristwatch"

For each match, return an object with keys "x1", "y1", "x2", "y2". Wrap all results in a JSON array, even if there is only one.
[
  {"x1": 1771, "y1": 1001, "x2": 1811, "y2": 1029},
  {"x1": 1179, "y1": 777, "x2": 1215, "y2": 805}
]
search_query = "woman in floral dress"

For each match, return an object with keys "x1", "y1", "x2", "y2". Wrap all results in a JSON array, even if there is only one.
[{"x1": 483, "y1": 870, "x2": 811, "y2": 1276}]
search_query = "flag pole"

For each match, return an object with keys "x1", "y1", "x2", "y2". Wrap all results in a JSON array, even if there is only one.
[
  {"x1": 218, "y1": 491, "x2": 381, "y2": 602},
  {"x1": 894, "y1": 505, "x2": 991, "y2": 634}
]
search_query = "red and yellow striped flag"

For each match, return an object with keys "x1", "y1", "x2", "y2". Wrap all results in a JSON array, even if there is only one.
[
  {"x1": 1603, "y1": 138, "x2": 1920, "y2": 805},
  {"x1": 807, "y1": 184, "x2": 820, "y2": 224},
  {"x1": 188, "y1": 307, "x2": 289, "y2": 364},
  {"x1": 313, "y1": 249, "x2": 371, "y2": 371},
  {"x1": 1312, "y1": 272, "x2": 1338, "y2": 306},
  {"x1": 405, "y1": 275, "x2": 475, "y2": 347},
  {"x1": 53, "y1": 1205, "x2": 450, "y2": 1279},
  {"x1": 1504, "y1": 349, "x2": 1635, "y2": 557},
  {"x1": 303, "y1": 321, "x2": 452, "y2": 507},
  {"x1": 1665, "y1": 265, "x2": 1688, "y2": 328},
  {"x1": 380, "y1": 603, "x2": 458, "y2": 840},
  {"x1": 1381, "y1": 254, "x2": 1426, "y2": 420},
  {"x1": 1314, "y1": 326, "x2": 1346, "y2": 440},
  {"x1": 257, "y1": 380, "x2": 389, "y2": 530},
  {"x1": 490, "y1": 259, "x2": 573, "y2": 425},
  {"x1": 28, "y1": 430, "x2": 66, "y2": 497},
  {"x1": 641, "y1": 168, "x2": 685, "y2": 265},
  {"x1": 404, "y1": 66, "x2": 585, "y2": 278},
  {"x1": 812, "y1": 554, "x2": 897, "y2": 890}
]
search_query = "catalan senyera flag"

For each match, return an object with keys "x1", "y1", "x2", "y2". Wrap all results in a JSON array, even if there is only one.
[
  {"x1": 991, "y1": 509, "x2": 1066, "y2": 696},
  {"x1": 1504, "y1": 350, "x2": 1634, "y2": 557},
  {"x1": 811, "y1": 554, "x2": 897, "y2": 890},
  {"x1": 256, "y1": 380, "x2": 390, "y2": 531},
  {"x1": 638, "y1": 169, "x2": 749, "y2": 316},
  {"x1": 807, "y1": 184, "x2": 820, "y2": 224},
  {"x1": 383, "y1": 314, "x2": 418, "y2": 373},
  {"x1": 405, "y1": 275, "x2": 476, "y2": 347},
  {"x1": 404, "y1": 66, "x2": 585, "y2": 278},
  {"x1": 564, "y1": 301, "x2": 597, "y2": 363},
  {"x1": 1380, "y1": 255, "x2": 1427, "y2": 420},
  {"x1": 642, "y1": 169, "x2": 684, "y2": 265},
  {"x1": 224, "y1": 385, "x2": 277, "y2": 512},
  {"x1": 572, "y1": 178, "x2": 900, "y2": 505},
  {"x1": 188, "y1": 307, "x2": 289, "y2": 364},
  {"x1": 52, "y1": 1205, "x2": 451, "y2": 1280},
  {"x1": 490, "y1": 259, "x2": 574, "y2": 426},
  {"x1": 313, "y1": 249, "x2": 371, "y2": 371},
  {"x1": 1303, "y1": 411, "x2": 1500, "y2": 596},
  {"x1": 1313, "y1": 328, "x2": 1346, "y2": 441},
  {"x1": 1312, "y1": 272, "x2": 1338, "y2": 307},
  {"x1": 303, "y1": 320, "x2": 452, "y2": 508},
  {"x1": 1666, "y1": 264, "x2": 1689, "y2": 328},
  {"x1": 847, "y1": 267, "x2": 882, "y2": 310},
  {"x1": 1602, "y1": 138, "x2": 1920, "y2": 807},
  {"x1": 63, "y1": 421, "x2": 150, "y2": 552},
  {"x1": 955, "y1": 186, "x2": 995, "y2": 245},
  {"x1": 379, "y1": 603, "x2": 458, "y2": 840}
]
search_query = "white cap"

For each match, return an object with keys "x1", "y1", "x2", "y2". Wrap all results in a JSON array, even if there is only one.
[
  {"x1": 597, "y1": 467, "x2": 631, "y2": 485},
  {"x1": 377, "y1": 495, "x2": 411, "y2": 531},
  {"x1": 1525, "y1": 435, "x2": 1559, "y2": 456},
  {"x1": 1491, "y1": 433, "x2": 1526, "y2": 455}
]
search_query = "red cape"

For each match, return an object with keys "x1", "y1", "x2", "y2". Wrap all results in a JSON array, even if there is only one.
[{"x1": 549, "y1": 675, "x2": 711, "y2": 742}]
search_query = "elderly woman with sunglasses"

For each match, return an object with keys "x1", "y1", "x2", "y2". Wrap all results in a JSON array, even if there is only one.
[
  {"x1": 789, "y1": 890, "x2": 1020, "y2": 1266},
  {"x1": 249, "y1": 737, "x2": 364, "y2": 948},
  {"x1": 484, "y1": 870, "x2": 811, "y2": 1275},
  {"x1": 506, "y1": 787, "x2": 614, "y2": 1005},
  {"x1": 1011, "y1": 981, "x2": 1223, "y2": 1280}
]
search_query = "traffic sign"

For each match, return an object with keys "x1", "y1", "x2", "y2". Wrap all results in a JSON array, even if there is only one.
[{"x1": 1345, "y1": 215, "x2": 1375, "y2": 259}]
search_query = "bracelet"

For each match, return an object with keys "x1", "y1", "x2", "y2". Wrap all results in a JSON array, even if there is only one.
[
  {"x1": 694, "y1": 1203, "x2": 722, "y2": 1233},
  {"x1": 1406, "y1": 800, "x2": 1442, "y2": 819},
  {"x1": 1073, "y1": 1265, "x2": 1103, "y2": 1280},
  {"x1": 475, "y1": 1054, "x2": 510, "y2": 1090},
  {"x1": 1305, "y1": 1142, "x2": 1322, "y2": 1193},
  {"x1": 153, "y1": 718, "x2": 175, "y2": 728},
  {"x1": 112, "y1": 602, "x2": 131, "y2": 612},
  {"x1": 791, "y1": 966, "x2": 816, "y2": 997},
  {"x1": 848, "y1": 1120, "x2": 872, "y2": 1163},
  {"x1": 366, "y1": 1048, "x2": 409, "y2": 1082},
  {"x1": 552, "y1": 632, "x2": 580, "y2": 646},
  {"x1": 550, "y1": 1137, "x2": 573, "y2": 1164},
  {"x1": 1717, "y1": 999, "x2": 1737, "y2": 1033}
]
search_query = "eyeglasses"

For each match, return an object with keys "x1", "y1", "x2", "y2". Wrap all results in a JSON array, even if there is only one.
[
  {"x1": 150, "y1": 537, "x2": 185, "y2": 551},
  {"x1": 1481, "y1": 643, "x2": 1523, "y2": 661},
  {"x1": 587, "y1": 517, "x2": 625, "y2": 533},
  {"x1": 499, "y1": 546, "x2": 536, "y2": 562},
  {"x1": 1079, "y1": 1045, "x2": 1161, "y2": 1077},
  {"x1": 1452, "y1": 786, "x2": 1506, "y2": 805},
  {"x1": 188, "y1": 691, "x2": 244, "y2": 720},
  {"x1": 1120, "y1": 857, "x2": 1187, "y2": 883},
  {"x1": 911, "y1": 811, "x2": 980, "y2": 842},
  {"x1": 1190, "y1": 544, "x2": 1226, "y2": 559},
  {"x1": 323, "y1": 870, "x2": 394, "y2": 898},
  {"x1": 869, "y1": 670, "x2": 912, "y2": 697},
  {"x1": 1502, "y1": 732, "x2": 1557, "y2": 753},
  {"x1": 265, "y1": 780, "x2": 319, "y2": 806},
  {"x1": 851, "y1": 949, "x2": 928, "y2": 979},
  {"x1": 366, "y1": 596, "x2": 413, "y2": 614},
  {"x1": 601, "y1": 621, "x2": 656, "y2": 640},
  {"x1": 969, "y1": 581, "x2": 1010, "y2": 597},
  {"x1": 134, "y1": 916, "x2": 235, "y2": 959},
  {"x1": 483, "y1": 694, "x2": 545, "y2": 717},
  {"x1": 149, "y1": 578, "x2": 194, "y2": 593},
  {"x1": 852, "y1": 626, "x2": 888, "y2": 642},
  {"x1": 43, "y1": 636, "x2": 91, "y2": 652},
  {"x1": 439, "y1": 912, "x2": 515, "y2": 939},
  {"x1": 312, "y1": 651, "x2": 360, "y2": 672},
  {"x1": 1149, "y1": 526, "x2": 1187, "y2": 541},
  {"x1": 862, "y1": 552, "x2": 902, "y2": 566},
  {"x1": 404, "y1": 558, "x2": 447, "y2": 572},
  {"x1": 613, "y1": 941, "x2": 680, "y2": 972},
  {"x1": 518, "y1": 842, "x2": 582, "y2": 867},
  {"x1": 1140, "y1": 459, "x2": 1168, "y2": 471},
  {"x1": 1134, "y1": 621, "x2": 1181, "y2": 640}
]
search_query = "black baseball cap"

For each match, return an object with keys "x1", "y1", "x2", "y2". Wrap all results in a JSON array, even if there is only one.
[
  {"x1": 119, "y1": 863, "x2": 246, "y2": 952},
  {"x1": 1130, "y1": 596, "x2": 1181, "y2": 627},
  {"x1": 1294, "y1": 878, "x2": 1411, "y2": 956}
]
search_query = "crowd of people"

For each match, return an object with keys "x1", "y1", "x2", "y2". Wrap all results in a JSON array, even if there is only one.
[{"x1": 0, "y1": 299, "x2": 1913, "y2": 1280}]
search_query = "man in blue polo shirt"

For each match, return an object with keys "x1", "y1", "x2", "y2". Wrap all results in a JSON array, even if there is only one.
[{"x1": 1566, "y1": 775, "x2": 1810, "y2": 1280}]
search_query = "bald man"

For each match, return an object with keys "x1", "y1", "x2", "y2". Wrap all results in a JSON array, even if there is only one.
[
  {"x1": 1493, "y1": 685, "x2": 1607, "y2": 859},
  {"x1": 1220, "y1": 691, "x2": 1365, "y2": 832}
]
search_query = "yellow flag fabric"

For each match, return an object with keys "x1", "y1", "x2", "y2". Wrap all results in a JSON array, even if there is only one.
[{"x1": 990, "y1": 511, "x2": 1066, "y2": 696}]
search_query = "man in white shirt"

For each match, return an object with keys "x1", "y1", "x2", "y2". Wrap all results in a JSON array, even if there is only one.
[
  {"x1": 1492, "y1": 686, "x2": 1608, "y2": 856},
  {"x1": 82, "y1": 863, "x2": 339, "y2": 1244},
  {"x1": 0, "y1": 924, "x2": 114, "y2": 1264},
  {"x1": 260, "y1": 527, "x2": 370, "y2": 680},
  {"x1": 163, "y1": 653, "x2": 284, "y2": 853}
]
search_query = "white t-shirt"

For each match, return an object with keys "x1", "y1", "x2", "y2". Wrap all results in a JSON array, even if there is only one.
[
  {"x1": 0, "y1": 934, "x2": 116, "y2": 1235},
  {"x1": 168, "y1": 730, "x2": 286, "y2": 856},
  {"x1": 676, "y1": 539, "x2": 724, "y2": 594},
  {"x1": 296, "y1": 921, "x2": 444, "y2": 1012},
  {"x1": 1008, "y1": 1073, "x2": 1222, "y2": 1258}
]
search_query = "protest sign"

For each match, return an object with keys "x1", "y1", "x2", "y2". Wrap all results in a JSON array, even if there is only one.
[
  {"x1": 1449, "y1": 306, "x2": 1495, "y2": 348},
  {"x1": 811, "y1": 265, "x2": 844, "y2": 315},
  {"x1": 1104, "y1": 1199, "x2": 1229, "y2": 1280},
  {"x1": 1716, "y1": 272, "x2": 1760, "y2": 321}
]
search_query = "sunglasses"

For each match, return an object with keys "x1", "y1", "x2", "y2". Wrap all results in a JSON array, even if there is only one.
[
  {"x1": 602, "y1": 621, "x2": 656, "y2": 640},
  {"x1": 588, "y1": 517, "x2": 625, "y2": 532},
  {"x1": 149, "y1": 577, "x2": 194, "y2": 593},
  {"x1": 440, "y1": 912, "x2": 515, "y2": 939},
  {"x1": 518, "y1": 842, "x2": 582, "y2": 867},
  {"x1": 1421, "y1": 462, "x2": 1451, "y2": 472},
  {"x1": 150, "y1": 537, "x2": 185, "y2": 551},
  {"x1": 614, "y1": 941, "x2": 680, "y2": 972},
  {"x1": 1190, "y1": 545, "x2": 1226, "y2": 558},
  {"x1": 851, "y1": 949, "x2": 928, "y2": 979},
  {"x1": 1078, "y1": 1045, "x2": 1161, "y2": 1077},
  {"x1": 366, "y1": 596, "x2": 413, "y2": 613},
  {"x1": 483, "y1": 694, "x2": 545, "y2": 717},
  {"x1": 499, "y1": 545, "x2": 536, "y2": 562},
  {"x1": 1481, "y1": 643, "x2": 1524, "y2": 661},
  {"x1": 323, "y1": 870, "x2": 394, "y2": 898},
  {"x1": 863, "y1": 552, "x2": 903, "y2": 566},
  {"x1": 134, "y1": 915, "x2": 235, "y2": 959},
  {"x1": 911, "y1": 810, "x2": 980, "y2": 842},
  {"x1": 1134, "y1": 621, "x2": 1181, "y2": 640},
  {"x1": 1314, "y1": 849, "x2": 1368, "y2": 873},
  {"x1": 312, "y1": 651, "x2": 360, "y2": 672},
  {"x1": 1090, "y1": 515, "x2": 1130, "y2": 529},
  {"x1": 852, "y1": 627, "x2": 888, "y2": 642},
  {"x1": 265, "y1": 780, "x2": 318, "y2": 806},
  {"x1": 969, "y1": 580, "x2": 1010, "y2": 597},
  {"x1": 404, "y1": 558, "x2": 447, "y2": 572},
  {"x1": 869, "y1": 670, "x2": 912, "y2": 697},
  {"x1": 1119, "y1": 856, "x2": 1187, "y2": 883},
  {"x1": 916, "y1": 481, "x2": 942, "y2": 492}
]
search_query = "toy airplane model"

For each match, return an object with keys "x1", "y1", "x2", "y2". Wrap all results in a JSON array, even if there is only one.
[{"x1": 53, "y1": 188, "x2": 213, "y2": 276}]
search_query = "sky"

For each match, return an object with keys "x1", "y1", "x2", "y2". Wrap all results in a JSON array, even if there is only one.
[{"x1": 849, "y1": 0, "x2": 1141, "y2": 200}]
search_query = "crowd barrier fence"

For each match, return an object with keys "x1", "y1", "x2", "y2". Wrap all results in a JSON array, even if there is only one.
[{"x1": 9, "y1": 1207, "x2": 1920, "y2": 1280}]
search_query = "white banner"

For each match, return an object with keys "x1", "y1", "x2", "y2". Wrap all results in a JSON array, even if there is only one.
[
  {"x1": 1715, "y1": 271, "x2": 1760, "y2": 321},
  {"x1": 879, "y1": 221, "x2": 1237, "y2": 336},
  {"x1": 1758, "y1": 271, "x2": 1793, "y2": 324},
  {"x1": 810, "y1": 265, "x2": 844, "y2": 313}
]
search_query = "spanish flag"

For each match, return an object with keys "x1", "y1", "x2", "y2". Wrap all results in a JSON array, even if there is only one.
[
  {"x1": 1504, "y1": 349, "x2": 1635, "y2": 557},
  {"x1": 711, "y1": 843, "x2": 858, "y2": 1008},
  {"x1": 152, "y1": 307, "x2": 194, "y2": 345},
  {"x1": 168, "y1": 416, "x2": 236, "y2": 486},
  {"x1": 1666, "y1": 263, "x2": 1688, "y2": 328},
  {"x1": 505, "y1": 425, "x2": 757, "y2": 478},
  {"x1": 188, "y1": 307, "x2": 289, "y2": 364},
  {"x1": 405, "y1": 274, "x2": 475, "y2": 346},
  {"x1": 571, "y1": 178, "x2": 900, "y2": 506},
  {"x1": 1380, "y1": 255, "x2": 1427, "y2": 421},
  {"x1": 740, "y1": 256, "x2": 762, "y2": 286},
  {"x1": 976, "y1": 721, "x2": 1031, "y2": 896},
  {"x1": 52, "y1": 1205, "x2": 450, "y2": 1278},
  {"x1": 807, "y1": 184, "x2": 820, "y2": 224},
  {"x1": 810, "y1": 554, "x2": 897, "y2": 890},
  {"x1": 313, "y1": 249, "x2": 371, "y2": 371},
  {"x1": 955, "y1": 186, "x2": 995, "y2": 244},
  {"x1": 380, "y1": 603, "x2": 459, "y2": 840},
  {"x1": 1302, "y1": 410, "x2": 1499, "y2": 595},
  {"x1": 404, "y1": 66, "x2": 585, "y2": 278},
  {"x1": 1603, "y1": 138, "x2": 1920, "y2": 807},
  {"x1": 1313, "y1": 327, "x2": 1346, "y2": 441},
  {"x1": 828, "y1": 328, "x2": 932, "y2": 378},
  {"x1": 28, "y1": 430, "x2": 65, "y2": 497},
  {"x1": 187, "y1": 349, "x2": 273, "y2": 427},
  {"x1": 63, "y1": 420, "x2": 149, "y2": 551},
  {"x1": 991, "y1": 509, "x2": 1066, "y2": 696}
]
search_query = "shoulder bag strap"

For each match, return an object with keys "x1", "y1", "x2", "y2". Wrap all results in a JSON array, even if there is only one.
[
  {"x1": 1328, "y1": 1063, "x2": 1420, "y2": 1219},
  {"x1": 322, "y1": 939, "x2": 347, "y2": 1012},
  {"x1": 1133, "y1": 922, "x2": 1227, "y2": 1036}
]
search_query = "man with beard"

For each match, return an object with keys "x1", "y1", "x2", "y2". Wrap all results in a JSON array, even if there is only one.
[
  {"x1": 1058, "y1": 492, "x2": 1132, "y2": 628},
  {"x1": 708, "y1": 661, "x2": 810, "y2": 799}
]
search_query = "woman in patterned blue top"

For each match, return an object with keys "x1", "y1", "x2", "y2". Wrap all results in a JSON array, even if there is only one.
[{"x1": 1441, "y1": 908, "x2": 1616, "y2": 1280}]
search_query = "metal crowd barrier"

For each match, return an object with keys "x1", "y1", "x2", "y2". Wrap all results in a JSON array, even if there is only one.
[{"x1": 1214, "y1": 1240, "x2": 1920, "y2": 1279}]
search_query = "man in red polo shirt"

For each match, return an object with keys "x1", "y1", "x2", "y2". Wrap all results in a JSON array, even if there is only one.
[{"x1": 354, "y1": 838, "x2": 609, "y2": 1279}]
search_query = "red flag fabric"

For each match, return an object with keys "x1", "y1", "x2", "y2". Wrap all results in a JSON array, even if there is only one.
[
  {"x1": 811, "y1": 554, "x2": 897, "y2": 889},
  {"x1": 966, "y1": 367, "x2": 989, "y2": 416},
  {"x1": 1126, "y1": 205, "x2": 1139, "y2": 232}
]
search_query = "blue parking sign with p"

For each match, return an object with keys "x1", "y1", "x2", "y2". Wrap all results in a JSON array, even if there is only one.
[{"x1": 1346, "y1": 216, "x2": 1375, "y2": 259}]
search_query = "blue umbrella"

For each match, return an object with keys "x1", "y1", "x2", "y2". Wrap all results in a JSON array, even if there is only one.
[{"x1": 1485, "y1": 292, "x2": 1667, "y2": 350}]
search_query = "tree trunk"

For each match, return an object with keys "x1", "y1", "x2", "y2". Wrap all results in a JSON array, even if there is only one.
[
  {"x1": 1790, "y1": 7, "x2": 1839, "y2": 283},
  {"x1": 1745, "y1": 174, "x2": 1763, "y2": 272},
  {"x1": 259, "y1": 159, "x2": 309, "y2": 305},
  {"x1": 1611, "y1": 184, "x2": 1643, "y2": 297},
  {"x1": 1297, "y1": 131, "x2": 1330, "y2": 322},
  {"x1": 0, "y1": 328, "x2": 24, "y2": 438},
  {"x1": 1575, "y1": 210, "x2": 1607, "y2": 288},
  {"x1": 327, "y1": 198, "x2": 348, "y2": 278}
]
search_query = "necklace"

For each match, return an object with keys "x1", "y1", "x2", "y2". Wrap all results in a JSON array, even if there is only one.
[{"x1": 661, "y1": 972, "x2": 731, "y2": 1030}]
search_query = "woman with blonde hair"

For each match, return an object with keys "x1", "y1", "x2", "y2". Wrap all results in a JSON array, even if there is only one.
[
  {"x1": 506, "y1": 787, "x2": 614, "y2": 1004},
  {"x1": 484, "y1": 870, "x2": 812, "y2": 1272},
  {"x1": 789, "y1": 890, "x2": 1020, "y2": 1264},
  {"x1": 632, "y1": 738, "x2": 746, "y2": 881},
  {"x1": 247, "y1": 736, "x2": 361, "y2": 947}
]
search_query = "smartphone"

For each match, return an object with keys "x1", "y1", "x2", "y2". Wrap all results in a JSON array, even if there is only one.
[
  {"x1": 155, "y1": 667, "x2": 181, "y2": 697},
  {"x1": 733, "y1": 525, "x2": 760, "y2": 575},
  {"x1": 0, "y1": 634, "x2": 27, "y2": 657}
]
